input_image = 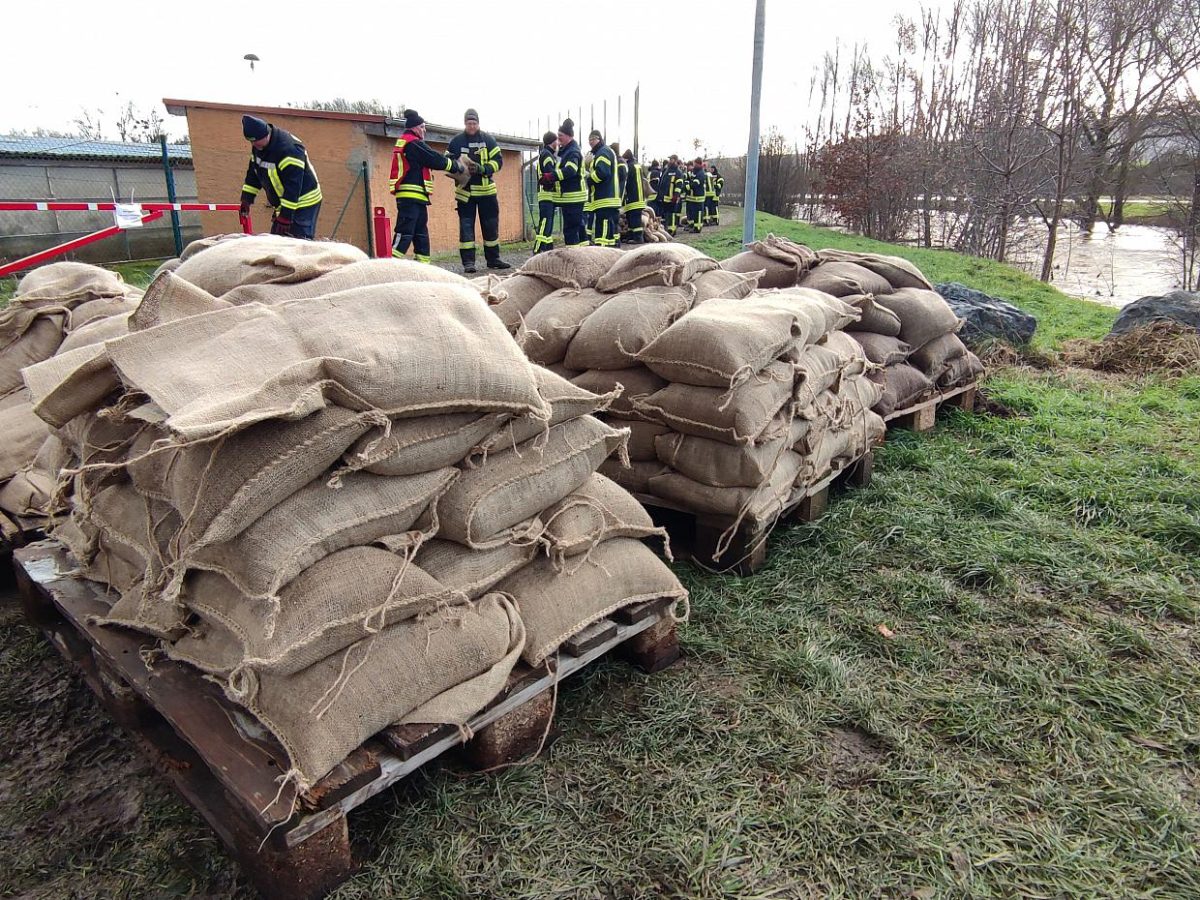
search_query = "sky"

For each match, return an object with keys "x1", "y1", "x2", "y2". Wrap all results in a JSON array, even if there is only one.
[{"x1": 2, "y1": 0, "x2": 935, "y2": 159}]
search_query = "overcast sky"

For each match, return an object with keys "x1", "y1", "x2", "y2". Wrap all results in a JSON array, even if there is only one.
[{"x1": 3, "y1": 0, "x2": 933, "y2": 158}]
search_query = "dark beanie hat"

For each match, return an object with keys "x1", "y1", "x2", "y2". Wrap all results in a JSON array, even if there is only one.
[
  {"x1": 464, "y1": 108, "x2": 480, "y2": 124},
  {"x1": 404, "y1": 109, "x2": 425, "y2": 129},
  {"x1": 622, "y1": 149, "x2": 634, "y2": 161},
  {"x1": 542, "y1": 131, "x2": 556, "y2": 146},
  {"x1": 242, "y1": 115, "x2": 269, "y2": 141},
  {"x1": 589, "y1": 129, "x2": 603, "y2": 141},
  {"x1": 558, "y1": 118, "x2": 574, "y2": 137}
]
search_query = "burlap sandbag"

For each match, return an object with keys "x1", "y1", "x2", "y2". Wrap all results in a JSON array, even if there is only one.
[
  {"x1": 170, "y1": 548, "x2": 456, "y2": 677},
  {"x1": 720, "y1": 250, "x2": 798, "y2": 289},
  {"x1": 152, "y1": 258, "x2": 182, "y2": 279},
  {"x1": 0, "y1": 312, "x2": 65, "y2": 397},
  {"x1": 571, "y1": 367, "x2": 666, "y2": 420},
  {"x1": 690, "y1": 268, "x2": 762, "y2": 306},
  {"x1": 648, "y1": 451, "x2": 804, "y2": 523},
  {"x1": 13, "y1": 262, "x2": 127, "y2": 306},
  {"x1": 188, "y1": 468, "x2": 457, "y2": 602},
  {"x1": 594, "y1": 243, "x2": 718, "y2": 292},
  {"x1": 838, "y1": 373, "x2": 886, "y2": 417},
  {"x1": 623, "y1": 419, "x2": 672, "y2": 461},
  {"x1": 347, "y1": 413, "x2": 508, "y2": 477},
  {"x1": 564, "y1": 285, "x2": 694, "y2": 371},
  {"x1": 57, "y1": 311, "x2": 132, "y2": 354},
  {"x1": 179, "y1": 233, "x2": 249, "y2": 261},
  {"x1": 873, "y1": 288, "x2": 962, "y2": 349},
  {"x1": 491, "y1": 274, "x2": 558, "y2": 332},
  {"x1": 655, "y1": 418, "x2": 809, "y2": 489},
  {"x1": 799, "y1": 261, "x2": 894, "y2": 298},
  {"x1": 0, "y1": 395, "x2": 51, "y2": 481},
  {"x1": 21, "y1": 340, "x2": 126, "y2": 430},
  {"x1": 520, "y1": 288, "x2": 612, "y2": 366},
  {"x1": 815, "y1": 249, "x2": 933, "y2": 290},
  {"x1": 130, "y1": 271, "x2": 234, "y2": 331},
  {"x1": 438, "y1": 416, "x2": 626, "y2": 548},
  {"x1": 844, "y1": 294, "x2": 903, "y2": 337},
  {"x1": 107, "y1": 283, "x2": 550, "y2": 441},
  {"x1": 793, "y1": 343, "x2": 848, "y2": 408},
  {"x1": 868, "y1": 363, "x2": 935, "y2": 417},
  {"x1": 170, "y1": 235, "x2": 366, "y2": 298},
  {"x1": 599, "y1": 458, "x2": 669, "y2": 494},
  {"x1": 750, "y1": 234, "x2": 819, "y2": 272},
  {"x1": 846, "y1": 332, "x2": 911, "y2": 365},
  {"x1": 234, "y1": 592, "x2": 524, "y2": 790},
  {"x1": 937, "y1": 351, "x2": 984, "y2": 389},
  {"x1": 220, "y1": 257, "x2": 467, "y2": 306},
  {"x1": 540, "y1": 474, "x2": 665, "y2": 563},
  {"x1": 518, "y1": 246, "x2": 623, "y2": 289},
  {"x1": 750, "y1": 287, "x2": 861, "y2": 334},
  {"x1": 67, "y1": 296, "x2": 138, "y2": 333},
  {"x1": 0, "y1": 433, "x2": 68, "y2": 518},
  {"x1": 909, "y1": 332, "x2": 968, "y2": 378},
  {"x1": 497, "y1": 538, "x2": 685, "y2": 666},
  {"x1": 821, "y1": 331, "x2": 869, "y2": 376},
  {"x1": 633, "y1": 360, "x2": 795, "y2": 446},
  {"x1": 637, "y1": 294, "x2": 829, "y2": 388},
  {"x1": 416, "y1": 535, "x2": 538, "y2": 600}
]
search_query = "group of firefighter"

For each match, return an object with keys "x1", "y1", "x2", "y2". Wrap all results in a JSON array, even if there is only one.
[{"x1": 236, "y1": 109, "x2": 723, "y2": 272}]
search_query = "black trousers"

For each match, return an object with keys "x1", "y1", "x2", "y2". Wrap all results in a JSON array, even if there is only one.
[
  {"x1": 591, "y1": 207, "x2": 620, "y2": 246},
  {"x1": 686, "y1": 199, "x2": 706, "y2": 231},
  {"x1": 705, "y1": 197, "x2": 719, "y2": 224},
  {"x1": 661, "y1": 200, "x2": 681, "y2": 234},
  {"x1": 275, "y1": 202, "x2": 320, "y2": 239},
  {"x1": 558, "y1": 202, "x2": 586, "y2": 247},
  {"x1": 623, "y1": 208, "x2": 645, "y2": 243},
  {"x1": 534, "y1": 199, "x2": 557, "y2": 253},
  {"x1": 392, "y1": 199, "x2": 430, "y2": 262},
  {"x1": 457, "y1": 194, "x2": 501, "y2": 265}
]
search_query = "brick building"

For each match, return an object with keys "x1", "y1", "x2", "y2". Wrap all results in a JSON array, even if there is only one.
[{"x1": 164, "y1": 99, "x2": 538, "y2": 254}]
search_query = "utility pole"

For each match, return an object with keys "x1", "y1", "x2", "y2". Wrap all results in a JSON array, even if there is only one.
[
  {"x1": 633, "y1": 84, "x2": 640, "y2": 159},
  {"x1": 743, "y1": 0, "x2": 766, "y2": 245}
]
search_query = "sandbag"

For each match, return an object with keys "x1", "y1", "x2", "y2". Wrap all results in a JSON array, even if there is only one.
[
  {"x1": 0, "y1": 312, "x2": 65, "y2": 397},
  {"x1": 874, "y1": 288, "x2": 962, "y2": 349},
  {"x1": 170, "y1": 235, "x2": 366, "y2": 297},
  {"x1": 599, "y1": 459, "x2": 669, "y2": 494},
  {"x1": 235, "y1": 592, "x2": 524, "y2": 790},
  {"x1": 540, "y1": 474, "x2": 664, "y2": 563},
  {"x1": 564, "y1": 285, "x2": 694, "y2": 371},
  {"x1": 909, "y1": 332, "x2": 968, "y2": 378},
  {"x1": 130, "y1": 271, "x2": 235, "y2": 330},
  {"x1": 437, "y1": 416, "x2": 626, "y2": 548},
  {"x1": 68, "y1": 296, "x2": 139, "y2": 332},
  {"x1": 188, "y1": 468, "x2": 456, "y2": 601},
  {"x1": 846, "y1": 332, "x2": 911, "y2": 366},
  {"x1": 655, "y1": 418, "x2": 810, "y2": 488},
  {"x1": 720, "y1": 251, "x2": 796, "y2": 289},
  {"x1": 0, "y1": 396, "x2": 51, "y2": 481},
  {"x1": 690, "y1": 268, "x2": 761, "y2": 306},
  {"x1": 623, "y1": 419, "x2": 672, "y2": 461},
  {"x1": 793, "y1": 343, "x2": 848, "y2": 408},
  {"x1": 21, "y1": 341, "x2": 124, "y2": 429},
  {"x1": 868, "y1": 364, "x2": 935, "y2": 417},
  {"x1": 821, "y1": 331, "x2": 869, "y2": 377},
  {"x1": 517, "y1": 245, "x2": 623, "y2": 289},
  {"x1": 416, "y1": 536, "x2": 538, "y2": 600},
  {"x1": 815, "y1": 249, "x2": 933, "y2": 290},
  {"x1": 798, "y1": 261, "x2": 894, "y2": 297},
  {"x1": 937, "y1": 351, "x2": 984, "y2": 389},
  {"x1": 13, "y1": 262, "x2": 127, "y2": 306},
  {"x1": 170, "y1": 548, "x2": 454, "y2": 677},
  {"x1": 0, "y1": 432, "x2": 68, "y2": 518},
  {"x1": 106, "y1": 283, "x2": 549, "y2": 441},
  {"x1": 347, "y1": 413, "x2": 508, "y2": 477},
  {"x1": 595, "y1": 244, "x2": 718, "y2": 292},
  {"x1": 647, "y1": 452, "x2": 805, "y2": 523},
  {"x1": 497, "y1": 538, "x2": 684, "y2": 666},
  {"x1": 220, "y1": 257, "x2": 467, "y2": 306},
  {"x1": 520, "y1": 288, "x2": 611, "y2": 366},
  {"x1": 844, "y1": 294, "x2": 903, "y2": 336},
  {"x1": 633, "y1": 361, "x2": 795, "y2": 446},
  {"x1": 57, "y1": 310, "x2": 131, "y2": 354},
  {"x1": 491, "y1": 274, "x2": 558, "y2": 331},
  {"x1": 571, "y1": 367, "x2": 666, "y2": 419}
]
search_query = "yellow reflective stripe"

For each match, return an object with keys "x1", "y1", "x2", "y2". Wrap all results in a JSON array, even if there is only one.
[
  {"x1": 241, "y1": 184, "x2": 260, "y2": 195},
  {"x1": 459, "y1": 242, "x2": 475, "y2": 249},
  {"x1": 267, "y1": 168, "x2": 284, "y2": 198},
  {"x1": 278, "y1": 156, "x2": 306, "y2": 170}
]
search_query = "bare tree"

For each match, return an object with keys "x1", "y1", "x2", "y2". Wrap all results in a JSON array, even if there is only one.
[{"x1": 72, "y1": 108, "x2": 104, "y2": 140}]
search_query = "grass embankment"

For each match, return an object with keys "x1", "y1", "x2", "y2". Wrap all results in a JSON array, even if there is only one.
[{"x1": 1, "y1": 214, "x2": 1198, "y2": 898}]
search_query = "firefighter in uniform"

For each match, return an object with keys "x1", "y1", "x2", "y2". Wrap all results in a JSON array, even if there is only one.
[
  {"x1": 685, "y1": 157, "x2": 708, "y2": 233},
  {"x1": 553, "y1": 119, "x2": 588, "y2": 247},
  {"x1": 621, "y1": 149, "x2": 648, "y2": 244},
  {"x1": 448, "y1": 108, "x2": 510, "y2": 273},
  {"x1": 388, "y1": 109, "x2": 465, "y2": 263},
  {"x1": 534, "y1": 132, "x2": 559, "y2": 254},
  {"x1": 655, "y1": 155, "x2": 684, "y2": 236},
  {"x1": 587, "y1": 130, "x2": 620, "y2": 247},
  {"x1": 239, "y1": 115, "x2": 323, "y2": 239},
  {"x1": 707, "y1": 163, "x2": 724, "y2": 226},
  {"x1": 647, "y1": 160, "x2": 663, "y2": 216}
]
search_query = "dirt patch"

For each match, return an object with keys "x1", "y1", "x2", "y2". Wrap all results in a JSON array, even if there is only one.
[
  {"x1": 822, "y1": 726, "x2": 888, "y2": 787},
  {"x1": 1061, "y1": 321, "x2": 1200, "y2": 377},
  {"x1": 974, "y1": 387, "x2": 1021, "y2": 418}
]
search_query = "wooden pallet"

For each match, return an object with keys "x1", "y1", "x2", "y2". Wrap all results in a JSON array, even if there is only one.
[
  {"x1": 884, "y1": 382, "x2": 978, "y2": 434},
  {"x1": 0, "y1": 512, "x2": 45, "y2": 580},
  {"x1": 14, "y1": 540, "x2": 681, "y2": 900},
  {"x1": 634, "y1": 450, "x2": 874, "y2": 576}
]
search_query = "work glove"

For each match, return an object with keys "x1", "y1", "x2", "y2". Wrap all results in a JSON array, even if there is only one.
[
  {"x1": 271, "y1": 214, "x2": 292, "y2": 236},
  {"x1": 239, "y1": 201, "x2": 251, "y2": 217}
]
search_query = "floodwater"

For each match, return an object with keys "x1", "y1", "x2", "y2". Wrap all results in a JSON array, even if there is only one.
[{"x1": 1005, "y1": 222, "x2": 1184, "y2": 307}]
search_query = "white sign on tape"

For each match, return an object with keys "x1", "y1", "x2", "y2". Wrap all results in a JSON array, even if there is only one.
[{"x1": 113, "y1": 203, "x2": 144, "y2": 229}]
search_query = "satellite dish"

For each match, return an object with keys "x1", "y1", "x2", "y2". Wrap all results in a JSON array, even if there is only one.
[{"x1": 244, "y1": 53, "x2": 260, "y2": 71}]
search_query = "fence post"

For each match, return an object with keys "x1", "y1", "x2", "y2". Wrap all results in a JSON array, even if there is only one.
[
  {"x1": 361, "y1": 160, "x2": 374, "y2": 257},
  {"x1": 159, "y1": 135, "x2": 183, "y2": 256}
]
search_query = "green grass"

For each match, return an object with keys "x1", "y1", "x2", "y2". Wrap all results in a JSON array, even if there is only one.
[{"x1": 2, "y1": 212, "x2": 1199, "y2": 898}]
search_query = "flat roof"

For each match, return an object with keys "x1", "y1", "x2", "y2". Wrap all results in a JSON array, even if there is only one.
[
  {"x1": 0, "y1": 134, "x2": 192, "y2": 163},
  {"x1": 164, "y1": 98, "x2": 539, "y2": 151}
]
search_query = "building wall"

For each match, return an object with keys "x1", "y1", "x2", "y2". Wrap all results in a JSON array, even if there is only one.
[{"x1": 183, "y1": 106, "x2": 527, "y2": 253}]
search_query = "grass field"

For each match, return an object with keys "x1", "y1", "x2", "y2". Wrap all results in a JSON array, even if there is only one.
[{"x1": 1, "y1": 215, "x2": 1198, "y2": 898}]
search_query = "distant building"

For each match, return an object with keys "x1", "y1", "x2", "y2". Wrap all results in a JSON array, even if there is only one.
[
  {"x1": 165, "y1": 99, "x2": 540, "y2": 254},
  {"x1": 0, "y1": 135, "x2": 198, "y2": 265}
]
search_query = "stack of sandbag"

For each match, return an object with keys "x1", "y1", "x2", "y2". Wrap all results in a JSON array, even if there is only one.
[
  {"x1": 22, "y1": 236, "x2": 686, "y2": 794},
  {"x1": 639, "y1": 206, "x2": 673, "y2": 243},
  {"x1": 720, "y1": 234, "x2": 818, "y2": 289},
  {"x1": 0, "y1": 262, "x2": 142, "y2": 522},
  {"x1": 800, "y1": 249, "x2": 983, "y2": 416}
]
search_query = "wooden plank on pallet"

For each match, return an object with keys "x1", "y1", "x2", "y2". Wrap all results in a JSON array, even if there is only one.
[{"x1": 563, "y1": 618, "x2": 619, "y2": 655}]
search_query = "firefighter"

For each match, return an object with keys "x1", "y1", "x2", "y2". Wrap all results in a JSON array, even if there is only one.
[
  {"x1": 621, "y1": 149, "x2": 648, "y2": 244},
  {"x1": 647, "y1": 159, "x2": 663, "y2": 216},
  {"x1": 707, "y1": 163, "x2": 724, "y2": 226},
  {"x1": 587, "y1": 129, "x2": 620, "y2": 247},
  {"x1": 534, "y1": 131, "x2": 559, "y2": 254},
  {"x1": 685, "y1": 157, "x2": 708, "y2": 233},
  {"x1": 448, "y1": 108, "x2": 510, "y2": 273},
  {"x1": 553, "y1": 119, "x2": 588, "y2": 247},
  {"x1": 388, "y1": 109, "x2": 465, "y2": 263},
  {"x1": 655, "y1": 155, "x2": 684, "y2": 236},
  {"x1": 239, "y1": 115, "x2": 323, "y2": 239}
]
